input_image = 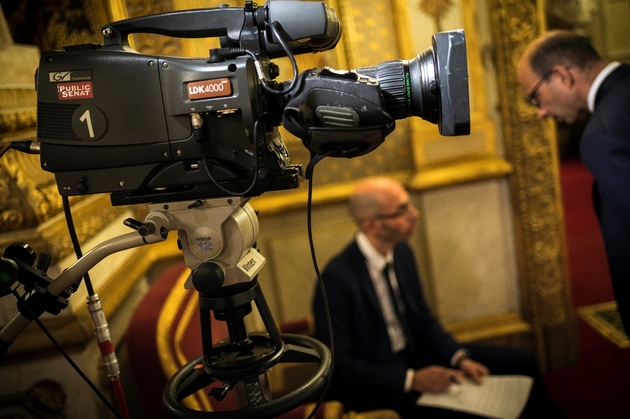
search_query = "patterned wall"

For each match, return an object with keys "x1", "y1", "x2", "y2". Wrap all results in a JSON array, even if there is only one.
[{"x1": 296, "y1": 0, "x2": 415, "y2": 185}]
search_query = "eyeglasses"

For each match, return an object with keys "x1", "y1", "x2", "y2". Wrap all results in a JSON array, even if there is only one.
[
  {"x1": 373, "y1": 202, "x2": 413, "y2": 220},
  {"x1": 525, "y1": 69, "x2": 553, "y2": 108}
]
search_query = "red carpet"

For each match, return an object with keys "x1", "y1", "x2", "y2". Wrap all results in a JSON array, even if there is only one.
[
  {"x1": 559, "y1": 159, "x2": 613, "y2": 306},
  {"x1": 543, "y1": 159, "x2": 630, "y2": 418}
]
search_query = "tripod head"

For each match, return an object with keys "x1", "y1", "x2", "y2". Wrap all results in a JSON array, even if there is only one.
[{"x1": 146, "y1": 198, "x2": 263, "y2": 292}]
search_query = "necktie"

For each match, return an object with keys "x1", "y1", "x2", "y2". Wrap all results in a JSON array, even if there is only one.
[{"x1": 383, "y1": 263, "x2": 421, "y2": 367}]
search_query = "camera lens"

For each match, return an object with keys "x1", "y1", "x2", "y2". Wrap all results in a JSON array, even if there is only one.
[
  {"x1": 356, "y1": 30, "x2": 470, "y2": 136},
  {"x1": 356, "y1": 54, "x2": 436, "y2": 122}
]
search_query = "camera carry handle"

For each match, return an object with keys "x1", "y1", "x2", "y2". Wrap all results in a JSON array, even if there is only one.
[
  {"x1": 101, "y1": 6, "x2": 252, "y2": 48},
  {"x1": 100, "y1": 0, "x2": 341, "y2": 60}
]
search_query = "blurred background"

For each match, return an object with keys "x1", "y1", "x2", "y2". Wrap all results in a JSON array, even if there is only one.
[{"x1": 0, "y1": 0, "x2": 628, "y2": 418}]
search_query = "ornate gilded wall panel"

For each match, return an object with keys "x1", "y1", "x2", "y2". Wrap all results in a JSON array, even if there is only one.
[
  {"x1": 487, "y1": 0, "x2": 577, "y2": 368},
  {"x1": 396, "y1": 0, "x2": 501, "y2": 172},
  {"x1": 0, "y1": 90, "x2": 36, "y2": 135},
  {"x1": 0, "y1": 151, "x2": 70, "y2": 245}
]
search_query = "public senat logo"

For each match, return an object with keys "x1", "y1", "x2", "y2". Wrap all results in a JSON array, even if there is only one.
[
  {"x1": 49, "y1": 70, "x2": 92, "y2": 83},
  {"x1": 57, "y1": 82, "x2": 93, "y2": 100},
  {"x1": 187, "y1": 78, "x2": 232, "y2": 100}
]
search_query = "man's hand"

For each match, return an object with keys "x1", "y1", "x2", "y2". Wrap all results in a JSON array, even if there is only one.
[
  {"x1": 458, "y1": 358, "x2": 489, "y2": 384},
  {"x1": 411, "y1": 365, "x2": 465, "y2": 393}
]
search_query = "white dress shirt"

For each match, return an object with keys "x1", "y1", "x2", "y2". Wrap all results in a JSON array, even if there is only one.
[
  {"x1": 355, "y1": 233, "x2": 468, "y2": 393},
  {"x1": 356, "y1": 232, "x2": 407, "y2": 353}
]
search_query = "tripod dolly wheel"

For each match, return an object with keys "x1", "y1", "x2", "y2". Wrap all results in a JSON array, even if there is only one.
[{"x1": 162, "y1": 334, "x2": 331, "y2": 419}]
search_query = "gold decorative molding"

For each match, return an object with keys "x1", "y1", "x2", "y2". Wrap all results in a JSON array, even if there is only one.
[
  {"x1": 445, "y1": 312, "x2": 531, "y2": 344},
  {"x1": 578, "y1": 301, "x2": 629, "y2": 349},
  {"x1": 250, "y1": 170, "x2": 409, "y2": 216},
  {"x1": 417, "y1": 0, "x2": 456, "y2": 33},
  {"x1": 0, "y1": 195, "x2": 136, "y2": 263},
  {"x1": 38, "y1": 196, "x2": 140, "y2": 261},
  {"x1": 250, "y1": 154, "x2": 512, "y2": 216},
  {"x1": 0, "y1": 89, "x2": 37, "y2": 135},
  {"x1": 487, "y1": 0, "x2": 577, "y2": 369},
  {"x1": 1, "y1": 152, "x2": 59, "y2": 229},
  {"x1": 408, "y1": 156, "x2": 512, "y2": 191}
]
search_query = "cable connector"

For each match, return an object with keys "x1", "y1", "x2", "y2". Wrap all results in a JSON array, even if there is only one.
[
  {"x1": 10, "y1": 140, "x2": 41, "y2": 154},
  {"x1": 87, "y1": 294, "x2": 120, "y2": 380}
]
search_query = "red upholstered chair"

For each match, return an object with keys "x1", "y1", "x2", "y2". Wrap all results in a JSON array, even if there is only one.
[{"x1": 125, "y1": 262, "x2": 343, "y2": 419}]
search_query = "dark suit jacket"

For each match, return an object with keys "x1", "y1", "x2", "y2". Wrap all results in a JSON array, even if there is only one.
[
  {"x1": 579, "y1": 63, "x2": 630, "y2": 334},
  {"x1": 312, "y1": 240, "x2": 461, "y2": 411}
]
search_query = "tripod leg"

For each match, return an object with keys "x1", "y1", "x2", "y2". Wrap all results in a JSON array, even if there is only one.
[{"x1": 174, "y1": 364, "x2": 217, "y2": 401}]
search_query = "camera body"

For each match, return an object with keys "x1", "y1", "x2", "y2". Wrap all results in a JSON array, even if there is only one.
[
  {"x1": 37, "y1": 0, "x2": 342, "y2": 204},
  {"x1": 37, "y1": 48, "x2": 292, "y2": 204},
  {"x1": 35, "y1": 0, "x2": 469, "y2": 205}
]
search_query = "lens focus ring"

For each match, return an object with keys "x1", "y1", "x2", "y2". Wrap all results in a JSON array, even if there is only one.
[{"x1": 356, "y1": 61, "x2": 410, "y2": 120}]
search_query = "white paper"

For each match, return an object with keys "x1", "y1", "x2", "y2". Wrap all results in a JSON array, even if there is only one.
[{"x1": 416, "y1": 375, "x2": 533, "y2": 419}]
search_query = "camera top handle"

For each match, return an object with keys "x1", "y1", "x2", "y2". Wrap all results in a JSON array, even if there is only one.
[
  {"x1": 100, "y1": 1, "x2": 341, "y2": 59},
  {"x1": 101, "y1": 5, "x2": 254, "y2": 48}
]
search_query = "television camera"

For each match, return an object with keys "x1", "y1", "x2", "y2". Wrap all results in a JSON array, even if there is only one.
[
  {"x1": 1, "y1": 1, "x2": 470, "y2": 418},
  {"x1": 35, "y1": 0, "x2": 468, "y2": 204}
]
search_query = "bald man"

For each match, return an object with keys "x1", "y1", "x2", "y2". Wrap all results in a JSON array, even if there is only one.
[
  {"x1": 312, "y1": 177, "x2": 564, "y2": 418},
  {"x1": 517, "y1": 31, "x2": 630, "y2": 336}
]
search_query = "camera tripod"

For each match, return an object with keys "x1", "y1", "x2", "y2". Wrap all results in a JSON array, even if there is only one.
[
  {"x1": 158, "y1": 198, "x2": 331, "y2": 418},
  {"x1": 0, "y1": 197, "x2": 331, "y2": 419}
]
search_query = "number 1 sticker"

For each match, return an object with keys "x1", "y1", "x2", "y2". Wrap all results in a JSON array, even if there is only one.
[{"x1": 72, "y1": 105, "x2": 107, "y2": 141}]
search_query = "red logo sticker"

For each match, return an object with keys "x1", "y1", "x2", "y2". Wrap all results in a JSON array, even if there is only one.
[
  {"x1": 187, "y1": 78, "x2": 232, "y2": 100},
  {"x1": 57, "y1": 82, "x2": 93, "y2": 100}
]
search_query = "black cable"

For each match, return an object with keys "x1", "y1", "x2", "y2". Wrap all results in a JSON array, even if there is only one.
[
  {"x1": 304, "y1": 151, "x2": 337, "y2": 419},
  {"x1": 199, "y1": 113, "x2": 273, "y2": 197},
  {"x1": 1, "y1": 140, "x2": 40, "y2": 159},
  {"x1": 3, "y1": 141, "x2": 120, "y2": 415},
  {"x1": 233, "y1": 22, "x2": 299, "y2": 96},
  {"x1": 62, "y1": 196, "x2": 129, "y2": 418},
  {"x1": 62, "y1": 196, "x2": 94, "y2": 295},
  {"x1": 12, "y1": 289, "x2": 124, "y2": 419},
  {"x1": 304, "y1": 148, "x2": 360, "y2": 419},
  {"x1": 197, "y1": 21, "x2": 299, "y2": 197},
  {"x1": 262, "y1": 21, "x2": 299, "y2": 95}
]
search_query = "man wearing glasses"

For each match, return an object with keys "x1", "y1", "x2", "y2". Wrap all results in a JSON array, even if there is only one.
[
  {"x1": 312, "y1": 176, "x2": 564, "y2": 418},
  {"x1": 517, "y1": 30, "x2": 630, "y2": 336}
]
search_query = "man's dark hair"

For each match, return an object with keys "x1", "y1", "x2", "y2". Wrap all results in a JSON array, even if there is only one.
[{"x1": 530, "y1": 31, "x2": 601, "y2": 76}]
